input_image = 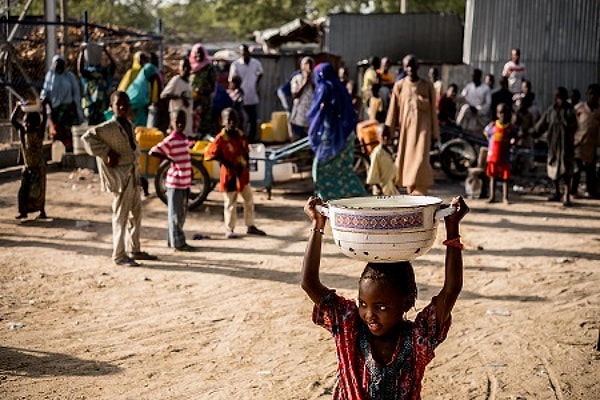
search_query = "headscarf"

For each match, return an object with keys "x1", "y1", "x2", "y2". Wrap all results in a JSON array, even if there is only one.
[
  {"x1": 126, "y1": 63, "x2": 158, "y2": 108},
  {"x1": 189, "y1": 44, "x2": 212, "y2": 73},
  {"x1": 307, "y1": 63, "x2": 357, "y2": 162},
  {"x1": 117, "y1": 51, "x2": 144, "y2": 92},
  {"x1": 40, "y1": 55, "x2": 84, "y2": 122}
]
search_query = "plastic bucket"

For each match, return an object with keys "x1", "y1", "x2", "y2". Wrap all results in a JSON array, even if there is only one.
[
  {"x1": 51, "y1": 140, "x2": 65, "y2": 163},
  {"x1": 191, "y1": 140, "x2": 220, "y2": 179},
  {"x1": 72, "y1": 124, "x2": 89, "y2": 155},
  {"x1": 135, "y1": 127, "x2": 164, "y2": 175},
  {"x1": 270, "y1": 112, "x2": 289, "y2": 143},
  {"x1": 356, "y1": 121, "x2": 379, "y2": 155},
  {"x1": 84, "y1": 43, "x2": 103, "y2": 66},
  {"x1": 249, "y1": 143, "x2": 266, "y2": 182},
  {"x1": 260, "y1": 122, "x2": 273, "y2": 142}
]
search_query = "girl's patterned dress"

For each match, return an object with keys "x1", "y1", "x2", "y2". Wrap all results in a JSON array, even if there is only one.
[{"x1": 313, "y1": 292, "x2": 451, "y2": 399}]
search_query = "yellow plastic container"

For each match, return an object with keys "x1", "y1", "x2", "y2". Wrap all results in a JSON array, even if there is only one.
[
  {"x1": 270, "y1": 112, "x2": 289, "y2": 143},
  {"x1": 191, "y1": 140, "x2": 220, "y2": 180},
  {"x1": 135, "y1": 127, "x2": 164, "y2": 175},
  {"x1": 260, "y1": 122, "x2": 273, "y2": 142}
]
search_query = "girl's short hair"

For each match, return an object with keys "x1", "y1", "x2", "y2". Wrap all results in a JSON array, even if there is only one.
[{"x1": 360, "y1": 262, "x2": 418, "y2": 308}]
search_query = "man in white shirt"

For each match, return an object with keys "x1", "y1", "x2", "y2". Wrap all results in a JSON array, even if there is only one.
[
  {"x1": 289, "y1": 57, "x2": 315, "y2": 141},
  {"x1": 160, "y1": 57, "x2": 193, "y2": 137},
  {"x1": 456, "y1": 68, "x2": 491, "y2": 136},
  {"x1": 502, "y1": 48, "x2": 526, "y2": 94},
  {"x1": 229, "y1": 44, "x2": 263, "y2": 143}
]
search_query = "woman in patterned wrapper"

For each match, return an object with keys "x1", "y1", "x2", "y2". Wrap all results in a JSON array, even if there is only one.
[{"x1": 306, "y1": 62, "x2": 366, "y2": 201}]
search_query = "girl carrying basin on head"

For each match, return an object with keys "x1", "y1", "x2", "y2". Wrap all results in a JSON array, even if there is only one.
[{"x1": 301, "y1": 194, "x2": 469, "y2": 399}]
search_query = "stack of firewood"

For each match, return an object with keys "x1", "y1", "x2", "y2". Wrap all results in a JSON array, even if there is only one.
[{"x1": 8, "y1": 23, "x2": 183, "y2": 86}]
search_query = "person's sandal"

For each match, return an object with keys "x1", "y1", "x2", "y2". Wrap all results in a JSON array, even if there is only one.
[
  {"x1": 114, "y1": 257, "x2": 141, "y2": 267},
  {"x1": 129, "y1": 251, "x2": 158, "y2": 260},
  {"x1": 247, "y1": 225, "x2": 266, "y2": 236},
  {"x1": 175, "y1": 244, "x2": 198, "y2": 252}
]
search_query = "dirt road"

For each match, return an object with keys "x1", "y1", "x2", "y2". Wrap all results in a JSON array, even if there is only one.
[{"x1": 1, "y1": 168, "x2": 599, "y2": 399}]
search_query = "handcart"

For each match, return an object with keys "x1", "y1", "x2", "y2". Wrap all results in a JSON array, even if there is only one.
[{"x1": 153, "y1": 136, "x2": 312, "y2": 210}]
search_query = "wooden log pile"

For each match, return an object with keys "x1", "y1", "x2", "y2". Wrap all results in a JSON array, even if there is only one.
[{"x1": 6, "y1": 22, "x2": 184, "y2": 89}]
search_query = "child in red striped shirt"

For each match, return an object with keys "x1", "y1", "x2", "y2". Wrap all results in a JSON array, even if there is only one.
[{"x1": 149, "y1": 109, "x2": 196, "y2": 251}]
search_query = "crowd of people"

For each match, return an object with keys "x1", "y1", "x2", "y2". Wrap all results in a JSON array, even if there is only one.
[
  {"x1": 11, "y1": 44, "x2": 600, "y2": 249},
  {"x1": 355, "y1": 48, "x2": 600, "y2": 205},
  {"x1": 9, "y1": 42, "x2": 272, "y2": 262},
  {"x1": 36, "y1": 42, "x2": 266, "y2": 149},
  {"x1": 8, "y1": 39, "x2": 600, "y2": 399}
]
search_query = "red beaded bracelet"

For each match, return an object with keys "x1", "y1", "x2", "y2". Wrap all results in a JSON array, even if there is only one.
[{"x1": 442, "y1": 236, "x2": 464, "y2": 250}]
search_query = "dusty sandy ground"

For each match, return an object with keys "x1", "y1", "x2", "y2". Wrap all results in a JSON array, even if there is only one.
[{"x1": 0, "y1": 165, "x2": 599, "y2": 400}]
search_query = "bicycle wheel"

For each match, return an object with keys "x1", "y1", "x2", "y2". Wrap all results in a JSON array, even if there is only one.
[
  {"x1": 439, "y1": 139, "x2": 478, "y2": 180},
  {"x1": 154, "y1": 159, "x2": 212, "y2": 210},
  {"x1": 187, "y1": 159, "x2": 212, "y2": 210},
  {"x1": 154, "y1": 160, "x2": 170, "y2": 206}
]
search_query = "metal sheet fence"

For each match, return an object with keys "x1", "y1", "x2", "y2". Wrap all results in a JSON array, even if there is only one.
[
  {"x1": 464, "y1": 0, "x2": 600, "y2": 109},
  {"x1": 325, "y1": 12, "x2": 464, "y2": 82}
]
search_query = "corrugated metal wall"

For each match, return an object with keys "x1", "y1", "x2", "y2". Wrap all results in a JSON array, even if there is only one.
[
  {"x1": 464, "y1": 0, "x2": 600, "y2": 109},
  {"x1": 325, "y1": 13, "x2": 464, "y2": 82}
]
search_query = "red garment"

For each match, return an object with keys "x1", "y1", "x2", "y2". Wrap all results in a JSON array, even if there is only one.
[
  {"x1": 204, "y1": 128, "x2": 250, "y2": 192},
  {"x1": 313, "y1": 292, "x2": 451, "y2": 399},
  {"x1": 485, "y1": 121, "x2": 516, "y2": 180}
]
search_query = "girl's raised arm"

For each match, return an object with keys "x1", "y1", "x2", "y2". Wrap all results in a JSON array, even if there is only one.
[
  {"x1": 301, "y1": 196, "x2": 331, "y2": 305},
  {"x1": 435, "y1": 196, "x2": 469, "y2": 324}
]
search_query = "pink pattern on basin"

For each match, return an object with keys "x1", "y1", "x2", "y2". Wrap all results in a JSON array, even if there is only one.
[{"x1": 333, "y1": 211, "x2": 424, "y2": 231}]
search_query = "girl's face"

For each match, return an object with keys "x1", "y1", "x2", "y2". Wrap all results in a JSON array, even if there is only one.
[{"x1": 358, "y1": 279, "x2": 408, "y2": 337}]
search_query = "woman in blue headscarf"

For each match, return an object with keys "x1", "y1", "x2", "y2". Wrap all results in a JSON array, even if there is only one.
[
  {"x1": 307, "y1": 63, "x2": 366, "y2": 201},
  {"x1": 126, "y1": 61, "x2": 159, "y2": 127},
  {"x1": 40, "y1": 55, "x2": 84, "y2": 152}
]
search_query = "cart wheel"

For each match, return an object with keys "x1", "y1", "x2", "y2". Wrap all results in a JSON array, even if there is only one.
[{"x1": 154, "y1": 159, "x2": 212, "y2": 210}]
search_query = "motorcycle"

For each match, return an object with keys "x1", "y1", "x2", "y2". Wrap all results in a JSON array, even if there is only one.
[
  {"x1": 435, "y1": 123, "x2": 488, "y2": 180},
  {"x1": 435, "y1": 122, "x2": 549, "y2": 182}
]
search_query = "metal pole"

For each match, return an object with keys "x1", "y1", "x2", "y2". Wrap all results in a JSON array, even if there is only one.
[
  {"x1": 400, "y1": 0, "x2": 406, "y2": 13},
  {"x1": 45, "y1": 0, "x2": 57, "y2": 70}
]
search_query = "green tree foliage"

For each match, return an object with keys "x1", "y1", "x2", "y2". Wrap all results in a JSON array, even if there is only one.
[
  {"x1": 67, "y1": 0, "x2": 161, "y2": 32},
  {"x1": 7, "y1": 0, "x2": 465, "y2": 41},
  {"x1": 213, "y1": 0, "x2": 308, "y2": 40},
  {"x1": 7, "y1": 0, "x2": 161, "y2": 32}
]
